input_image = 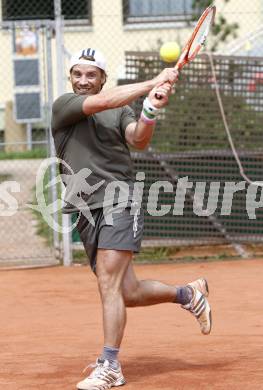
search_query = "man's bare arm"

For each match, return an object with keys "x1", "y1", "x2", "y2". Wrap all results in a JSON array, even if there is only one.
[
  {"x1": 82, "y1": 68, "x2": 178, "y2": 115},
  {"x1": 125, "y1": 82, "x2": 174, "y2": 150}
]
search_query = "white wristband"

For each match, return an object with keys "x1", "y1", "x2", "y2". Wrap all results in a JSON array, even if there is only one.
[
  {"x1": 140, "y1": 111, "x2": 156, "y2": 125},
  {"x1": 142, "y1": 97, "x2": 160, "y2": 119}
]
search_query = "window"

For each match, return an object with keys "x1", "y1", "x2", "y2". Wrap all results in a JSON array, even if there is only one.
[
  {"x1": 123, "y1": 0, "x2": 198, "y2": 24},
  {"x1": 2, "y1": 0, "x2": 92, "y2": 23}
]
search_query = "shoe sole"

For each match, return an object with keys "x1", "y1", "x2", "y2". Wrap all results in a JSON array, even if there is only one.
[
  {"x1": 203, "y1": 278, "x2": 209, "y2": 297},
  {"x1": 201, "y1": 279, "x2": 211, "y2": 335},
  {"x1": 114, "y1": 377, "x2": 126, "y2": 387},
  {"x1": 77, "y1": 379, "x2": 125, "y2": 390},
  {"x1": 202, "y1": 298, "x2": 212, "y2": 335},
  {"x1": 77, "y1": 376, "x2": 125, "y2": 389}
]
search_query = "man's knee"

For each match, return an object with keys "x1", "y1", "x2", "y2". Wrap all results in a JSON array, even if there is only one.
[
  {"x1": 96, "y1": 249, "x2": 131, "y2": 297},
  {"x1": 97, "y1": 272, "x2": 119, "y2": 299}
]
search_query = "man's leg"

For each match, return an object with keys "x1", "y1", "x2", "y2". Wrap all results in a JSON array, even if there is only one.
[
  {"x1": 76, "y1": 249, "x2": 131, "y2": 390},
  {"x1": 122, "y1": 262, "x2": 212, "y2": 335},
  {"x1": 96, "y1": 248, "x2": 133, "y2": 348},
  {"x1": 122, "y1": 262, "x2": 187, "y2": 306}
]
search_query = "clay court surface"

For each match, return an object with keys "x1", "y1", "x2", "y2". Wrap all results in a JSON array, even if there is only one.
[{"x1": 1, "y1": 259, "x2": 263, "y2": 390}]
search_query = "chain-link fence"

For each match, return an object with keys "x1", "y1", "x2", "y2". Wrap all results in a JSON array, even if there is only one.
[
  {"x1": 125, "y1": 52, "x2": 263, "y2": 246},
  {"x1": 0, "y1": 19, "x2": 60, "y2": 266},
  {"x1": 0, "y1": 0, "x2": 263, "y2": 265}
]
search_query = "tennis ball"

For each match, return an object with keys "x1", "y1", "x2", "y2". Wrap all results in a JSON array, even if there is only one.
[{"x1": 159, "y1": 41, "x2": 181, "y2": 63}]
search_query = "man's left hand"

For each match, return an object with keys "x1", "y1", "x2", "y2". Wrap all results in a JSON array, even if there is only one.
[{"x1": 148, "y1": 82, "x2": 174, "y2": 108}]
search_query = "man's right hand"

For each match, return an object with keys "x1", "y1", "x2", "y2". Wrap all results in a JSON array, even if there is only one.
[{"x1": 154, "y1": 68, "x2": 179, "y2": 87}]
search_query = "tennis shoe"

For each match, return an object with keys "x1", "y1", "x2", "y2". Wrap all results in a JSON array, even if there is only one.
[
  {"x1": 182, "y1": 278, "x2": 212, "y2": 335},
  {"x1": 76, "y1": 358, "x2": 126, "y2": 390},
  {"x1": 188, "y1": 277, "x2": 209, "y2": 297}
]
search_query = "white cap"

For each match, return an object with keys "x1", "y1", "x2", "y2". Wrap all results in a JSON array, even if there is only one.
[{"x1": 69, "y1": 48, "x2": 106, "y2": 72}]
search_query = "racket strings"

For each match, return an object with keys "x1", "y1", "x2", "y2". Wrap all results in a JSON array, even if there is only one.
[
  {"x1": 189, "y1": 9, "x2": 214, "y2": 58},
  {"x1": 206, "y1": 51, "x2": 263, "y2": 187}
]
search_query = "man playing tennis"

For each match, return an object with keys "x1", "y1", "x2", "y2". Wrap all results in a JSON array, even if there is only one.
[{"x1": 52, "y1": 48, "x2": 212, "y2": 390}]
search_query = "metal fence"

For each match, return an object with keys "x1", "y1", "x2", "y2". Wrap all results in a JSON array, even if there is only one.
[
  {"x1": 117, "y1": 52, "x2": 263, "y2": 248},
  {"x1": 0, "y1": 0, "x2": 263, "y2": 265},
  {"x1": 71, "y1": 54, "x2": 263, "y2": 254},
  {"x1": 0, "y1": 22, "x2": 59, "y2": 266}
]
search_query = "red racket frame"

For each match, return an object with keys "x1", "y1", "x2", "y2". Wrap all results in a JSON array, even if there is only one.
[{"x1": 176, "y1": 5, "x2": 216, "y2": 70}]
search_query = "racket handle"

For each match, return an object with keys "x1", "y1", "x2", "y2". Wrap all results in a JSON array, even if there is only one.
[
  {"x1": 155, "y1": 82, "x2": 172, "y2": 100},
  {"x1": 155, "y1": 65, "x2": 179, "y2": 100},
  {"x1": 155, "y1": 92, "x2": 163, "y2": 100},
  {"x1": 155, "y1": 82, "x2": 170, "y2": 100}
]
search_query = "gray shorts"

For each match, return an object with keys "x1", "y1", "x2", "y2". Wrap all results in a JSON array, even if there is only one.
[{"x1": 76, "y1": 204, "x2": 144, "y2": 273}]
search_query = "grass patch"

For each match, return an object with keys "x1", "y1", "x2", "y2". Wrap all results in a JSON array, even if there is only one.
[
  {"x1": 134, "y1": 245, "x2": 244, "y2": 265},
  {"x1": 72, "y1": 246, "x2": 178, "y2": 265},
  {"x1": 134, "y1": 246, "x2": 176, "y2": 263},
  {"x1": 71, "y1": 245, "x2": 245, "y2": 266},
  {"x1": 0, "y1": 174, "x2": 12, "y2": 182},
  {"x1": 31, "y1": 164, "x2": 62, "y2": 247},
  {"x1": 0, "y1": 149, "x2": 47, "y2": 160},
  {"x1": 73, "y1": 249, "x2": 88, "y2": 264},
  {"x1": 32, "y1": 209, "x2": 53, "y2": 245}
]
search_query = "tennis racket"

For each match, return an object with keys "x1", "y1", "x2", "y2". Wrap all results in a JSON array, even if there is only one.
[{"x1": 156, "y1": 5, "x2": 216, "y2": 99}]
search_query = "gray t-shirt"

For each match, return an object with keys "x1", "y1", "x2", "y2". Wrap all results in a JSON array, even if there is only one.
[{"x1": 51, "y1": 93, "x2": 136, "y2": 212}]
